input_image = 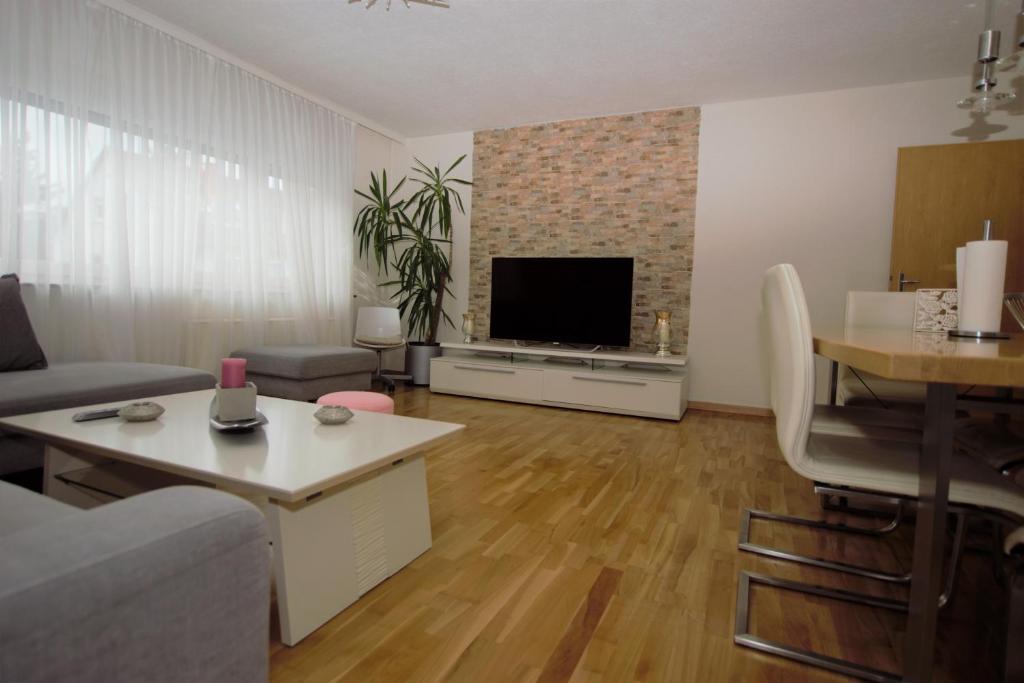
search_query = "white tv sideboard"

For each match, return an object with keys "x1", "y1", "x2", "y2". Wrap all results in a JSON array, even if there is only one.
[{"x1": 429, "y1": 341, "x2": 688, "y2": 420}]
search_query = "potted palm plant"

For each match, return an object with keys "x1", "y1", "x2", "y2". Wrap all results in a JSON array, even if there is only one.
[{"x1": 353, "y1": 156, "x2": 471, "y2": 385}]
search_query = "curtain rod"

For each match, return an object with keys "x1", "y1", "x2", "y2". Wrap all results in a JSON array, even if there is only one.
[{"x1": 95, "y1": 0, "x2": 407, "y2": 146}]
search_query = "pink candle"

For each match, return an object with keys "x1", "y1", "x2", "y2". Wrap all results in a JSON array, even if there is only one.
[{"x1": 220, "y1": 358, "x2": 247, "y2": 389}]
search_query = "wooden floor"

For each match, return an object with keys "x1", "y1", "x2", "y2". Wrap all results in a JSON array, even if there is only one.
[{"x1": 270, "y1": 388, "x2": 1006, "y2": 682}]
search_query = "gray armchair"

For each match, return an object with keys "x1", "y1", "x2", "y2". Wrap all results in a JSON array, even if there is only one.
[{"x1": 0, "y1": 483, "x2": 270, "y2": 682}]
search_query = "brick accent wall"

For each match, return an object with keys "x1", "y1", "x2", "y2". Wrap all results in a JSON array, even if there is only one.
[{"x1": 469, "y1": 107, "x2": 700, "y2": 352}]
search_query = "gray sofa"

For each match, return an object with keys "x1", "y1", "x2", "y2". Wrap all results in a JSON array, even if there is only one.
[
  {"x1": 0, "y1": 362, "x2": 216, "y2": 476},
  {"x1": 0, "y1": 274, "x2": 217, "y2": 476},
  {"x1": 0, "y1": 481, "x2": 270, "y2": 682},
  {"x1": 231, "y1": 345, "x2": 377, "y2": 401}
]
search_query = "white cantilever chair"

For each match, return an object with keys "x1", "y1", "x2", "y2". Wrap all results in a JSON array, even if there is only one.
[
  {"x1": 749, "y1": 292, "x2": 922, "y2": 442},
  {"x1": 735, "y1": 264, "x2": 1024, "y2": 682},
  {"x1": 353, "y1": 307, "x2": 410, "y2": 393},
  {"x1": 1004, "y1": 530, "x2": 1024, "y2": 683},
  {"x1": 810, "y1": 384, "x2": 922, "y2": 442},
  {"x1": 836, "y1": 291, "x2": 926, "y2": 407},
  {"x1": 835, "y1": 293, "x2": 1024, "y2": 493},
  {"x1": 957, "y1": 417, "x2": 1024, "y2": 474},
  {"x1": 835, "y1": 292, "x2": 1024, "y2": 477},
  {"x1": 811, "y1": 291, "x2": 925, "y2": 514}
]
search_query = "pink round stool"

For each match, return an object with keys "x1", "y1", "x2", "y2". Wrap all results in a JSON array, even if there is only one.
[{"x1": 316, "y1": 390, "x2": 394, "y2": 414}]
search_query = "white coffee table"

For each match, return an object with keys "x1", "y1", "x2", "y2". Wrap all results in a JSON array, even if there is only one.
[{"x1": 0, "y1": 389, "x2": 464, "y2": 646}]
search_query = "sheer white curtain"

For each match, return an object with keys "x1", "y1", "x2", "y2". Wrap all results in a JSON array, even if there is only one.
[{"x1": 0, "y1": 0, "x2": 354, "y2": 371}]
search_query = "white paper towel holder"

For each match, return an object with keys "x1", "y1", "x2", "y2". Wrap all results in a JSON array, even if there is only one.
[{"x1": 948, "y1": 219, "x2": 1010, "y2": 340}]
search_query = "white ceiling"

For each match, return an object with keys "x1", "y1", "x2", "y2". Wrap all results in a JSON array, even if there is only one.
[{"x1": 121, "y1": 0, "x2": 1022, "y2": 137}]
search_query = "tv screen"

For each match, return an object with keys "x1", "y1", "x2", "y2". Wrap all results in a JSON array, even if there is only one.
[{"x1": 489, "y1": 257, "x2": 634, "y2": 347}]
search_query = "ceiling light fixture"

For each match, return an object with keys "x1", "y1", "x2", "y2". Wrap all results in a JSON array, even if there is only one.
[
  {"x1": 349, "y1": 0, "x2": 449, "y2": 10},
  {"x1": 958, "y1": 0, "x2": 1019, "y2": 112}
]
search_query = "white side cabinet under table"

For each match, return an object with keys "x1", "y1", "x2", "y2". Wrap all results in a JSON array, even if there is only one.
[{"x1": 430, "y1": 341, "x2": 688, "y2": 420}]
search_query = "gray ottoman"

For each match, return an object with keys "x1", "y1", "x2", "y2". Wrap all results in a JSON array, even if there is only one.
[{"x1": 230, "y1": 345, "x2": 378, "y2": 401}]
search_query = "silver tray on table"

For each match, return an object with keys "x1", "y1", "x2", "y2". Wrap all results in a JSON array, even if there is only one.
[{"x1": 208, "y1": 399, "x2": 269, "y2": 433}]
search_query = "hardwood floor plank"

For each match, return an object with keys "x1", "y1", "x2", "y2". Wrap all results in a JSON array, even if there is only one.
[
  {"x1": 537, "y1": 566, "x2": 623, "y2": 683},
  {"x1": 269, "y1": 388, "x2": 1005, "y2": 683}
]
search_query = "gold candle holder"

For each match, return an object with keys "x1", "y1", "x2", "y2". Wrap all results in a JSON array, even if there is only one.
[
  {"x1": 651, "y1": 310, "x2": 672, "y2": 357},
  {"x1": 461, "y1": 312, "x2": 476, "y2": 343}
]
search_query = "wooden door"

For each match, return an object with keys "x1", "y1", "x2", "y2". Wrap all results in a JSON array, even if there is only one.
[{"x1": 889, "y1": 139, "x2": 1024, "y2": 297}]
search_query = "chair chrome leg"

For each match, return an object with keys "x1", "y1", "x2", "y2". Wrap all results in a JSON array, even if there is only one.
[
  {"x1": 813, "y1": 484, "x2": 907, "y2": 504},
  {"x1": 1003, "y1": 558, "x2": 1024, "y2": 683},
  {"x1": 994, "y1": 522, "x2": 1010, "y2": 587},
  {"x1": 1000, "y1": 458, "x2": 1024, "y2": 476},
  {"x1": 734, "y1": 571, "x2": 903, "y2": 683},
  {"x1": 739, "y1": 508, "x2": 911, "y2": 584},
  {"x1": 937, "y1": 512, "x2": 966, "y2": 610},
  {"x1": 733, "y1": 514, "x2": 968, "y2": 680},
  {"x1": 820, "y1": 492, "x2": 900, "y2": 518},
  {"x1": 820, "y1": 491, "x2": 853, "y2": 513},
  {"x1": 815, "y1": 484, "x2": 908, "y2": 519}
]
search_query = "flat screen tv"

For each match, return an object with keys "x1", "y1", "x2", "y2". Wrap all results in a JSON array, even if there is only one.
[{"x1": 489, "y1": 257, "x2": 634, "y2": 347}]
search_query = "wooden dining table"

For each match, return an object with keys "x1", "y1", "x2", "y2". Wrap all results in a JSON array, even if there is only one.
[{"x1": 814, "y1": 325, "x2": 1024, "y2": 683}]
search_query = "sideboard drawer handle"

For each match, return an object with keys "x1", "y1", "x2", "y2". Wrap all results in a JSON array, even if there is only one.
[
  {"x1": 571, "y1": 375, "x2": 647, "y2": 386},
  {"x1": 454, "y1": 364, "x2": 515, "y2": 374}
]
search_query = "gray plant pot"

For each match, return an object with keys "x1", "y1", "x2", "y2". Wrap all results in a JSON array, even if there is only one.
[{"x1": 406, "y1": 342, "x2": 442, "y2": 386}]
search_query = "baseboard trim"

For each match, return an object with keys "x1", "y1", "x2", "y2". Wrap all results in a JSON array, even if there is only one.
[{"x1": 687, "y1": 401, "x2": 772, "y2": 417}]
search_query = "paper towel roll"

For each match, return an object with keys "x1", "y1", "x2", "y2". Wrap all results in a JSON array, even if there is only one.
[
  {"x1": 956, "y1": 246, "x2": 966, "y2": 300},
  {"x1": 959, "y1": 239, "x2": 1007, "y2": 333}
]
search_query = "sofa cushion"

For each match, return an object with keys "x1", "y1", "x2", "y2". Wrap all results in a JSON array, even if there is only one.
[
  {"x1": 231, "y1": 345, "x2": 377, "y2": 380},
  {"x1": 245, "y1": 371, "x2": 371, "y2": 401},
  {"x1": 0, "y1": 274, "x2": 47, "y2": 372},
  {"x1": 0, "y1": 480, "x2": 78, "y2": 539},
  {"x1": 0, "y1": 362, "x2": 216, "y2": 417}
]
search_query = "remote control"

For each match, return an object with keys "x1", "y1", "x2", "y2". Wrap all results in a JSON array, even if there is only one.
[{"x1": 72, "y1": 407, "x2": 122, "y2": 422}]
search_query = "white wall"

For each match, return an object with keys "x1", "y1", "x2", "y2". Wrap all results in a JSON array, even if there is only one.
[{"x1": 688, "y1": 76, "x2": 1024, "y2": 409}]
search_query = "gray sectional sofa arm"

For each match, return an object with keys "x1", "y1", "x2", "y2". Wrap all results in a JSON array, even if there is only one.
[
  {"x1": 0, "y1": 361, "x2": 217, "y2": 476},
  {"x1": 0, "y1": 486, "x2": 270, "y2": 683}
]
